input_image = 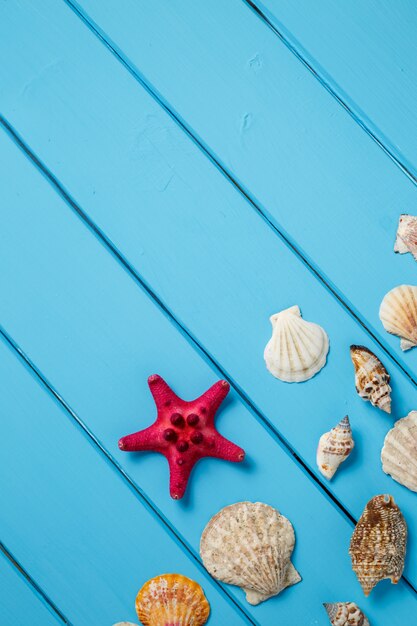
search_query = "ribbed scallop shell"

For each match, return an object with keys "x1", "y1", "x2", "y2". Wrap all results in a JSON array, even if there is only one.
[
  {"x1": 317, "y1": 416, "x2": 354, "y2": 480},
  {"x1": 350, "y1": 345, "x2": 391, "y2": 413},
  {"x1": 323, "y1": 602, "x2": 370, "y2": 626},
  {"x1": 394, "y1": 214, "x2": 417, "y2": 261},
  {"x1": 381, "y1": 411, "x2": 417, "y2": 492},
  {"x1": 349, "y1": 495, "x2": 407, "y2": 596},
  {"x1": 135, "y1": 574, "x2": 210, "y2": 626},
  {"x1": 264, "y1": 305, "x2": 329, "y2": 382},
  {"x1": 379, "y1": 285, "x2": 417, "y2": 351},
  {"x1": 200, "y1": 501, "x2": 301, "y2": 605}
]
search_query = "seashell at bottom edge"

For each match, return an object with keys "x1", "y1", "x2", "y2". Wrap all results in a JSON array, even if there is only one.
[
  {"x1": 381, "y1": 411, "x2": 417, "y2": 492},
  {"x1": 323, "y1": 602, "x2": 370, "y2": 626},
  {"x1": 113, "y1": 623, "x2": 139, "y2": 626},
  {"x1": 200, "y1": 501, "x2": 301, "y2": 605},
  {"x1": 136, "y1": 574, "x2": 210, "y2": 626}
]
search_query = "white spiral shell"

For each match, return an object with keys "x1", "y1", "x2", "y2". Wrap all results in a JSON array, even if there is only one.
[
  {"x1": 317, "y1": 416, "x2": 354, "y2": 480},
  {"x1": 379, "y1": 285, "x2": 417, "y2": 351},
  {"x1": 200, "y1": 502, "x2": 301, "y2": 605},
  {"x1": 264, "y1": 305, "x2": 329, "y2": 382},
  {"x1": 381, "y1": 411, "x2": 417, "y2": 492}
]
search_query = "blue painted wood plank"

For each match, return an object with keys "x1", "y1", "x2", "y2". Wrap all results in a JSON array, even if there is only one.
[
  {"x1": 1, "y1": 0, "x2": 417, "y2": 601},
  {"x1": 246, "y1": 0, "x2": 417, "y2": 182},
  {"x1": 57, "y1": 0, "x2": 417, "y2": 381},
  {"x1": 0, "y1": 334, "x2": 249, "y2": 626},
  {"x1": 1, "y1": 120, "x2": 416, "y2": 623},
  {"x1": 0, "y1": 116, "x2": 415, "y2": 624},
  {"x1": 0, "y1": 550, "x2": 63, "y2": 626}
]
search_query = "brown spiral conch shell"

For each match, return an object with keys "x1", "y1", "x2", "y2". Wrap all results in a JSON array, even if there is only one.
[
  {"x1": 349, "y1": 495, "x2": 407, "y2": 596},
  {"x1": 316, "y1": 416, "x2": 354, "y2": 480},
  {"x1": 381, "y1": 411, "x2": 417, "y2": 492},
  {"x1": 379, "y1": 285, "x2": 417, "y2": 351},
  {"x1": 200, "y1": 501, "x2": 301, "y2": 605},
  {"x1": 135, "y1": 574, "x2": 210, "y2": 626},
  {"x1": 350, "y1": 345, "x2": 391, "y2": 413},
  {"x1": 323, "y1": 602, "x2": 370, "y2": 626},
  {"x1": 394, "y1": 214, "x2": 417, "y2": 261}
]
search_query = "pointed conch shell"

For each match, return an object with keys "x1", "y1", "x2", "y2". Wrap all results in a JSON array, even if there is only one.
[
  {"x1": 394, "y1": 214, "x2": 417, "y2": 261},
  {"x1": 350, "y1": 345, "x2": 391, "y2": 413},
  {"x1": 379, "y1": 285, "x2": 417, "y2": 351},
  {"x1": 200, "y1": 501, "x2": 301, "y2": 605},
  {"x1": 323, "y1": 602, "x2": 370, "y2": 626},
  {"x1": 135, "y1": 574, "x2": 210, "y2": 626},
  {"x1": 381, "y1": 411, "x2": 417, "y2": 492},
  {"x1": 264, "y1": 305, "x2": 329, "y2": 382},
  {"x1": 349, "y1": 495, "x2": 407, "y2": 596},
  {"x1": 316, "y1": 416, "x2": 354, "y2": 480}
]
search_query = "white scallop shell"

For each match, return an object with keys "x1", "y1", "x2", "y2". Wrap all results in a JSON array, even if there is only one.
[
  {"x1": 379, "y1": 285, "x2": 417, "y2": 351},
  {"x1": 317, "y1": 416, "x2": 354, "y2": 480},
  {"x1": 381, "y1": 411, "x2": 417, "y2": 492},
  {"x1": 200, "y1": 501, "x2": 301, "y2": 605},
  {"x1": 264, "y1": 305, "x2": 329, "y2": 382},
  {"x1": 324, "y1": 602, "x2": 370, "y2": 626},
  {"x1": 394, "y1": 214, "x2": 417, "y2": 261}
]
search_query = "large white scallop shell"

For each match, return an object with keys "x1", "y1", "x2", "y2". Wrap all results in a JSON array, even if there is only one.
[
  {"x1": 394, "y1": 214, "x2": 417, "y2": 261},
  {"x1": 317, "y1": 416, "x2": 354, "y2": 480},
  {"x1": 381, "y1": 411, "x2": 417, "y2": 492},
  {"x1": 264, "y1": 305, "x2": 329, "y2": 382},
  {"x1": 200, "y1": 502, "x2": 301, "y2": 605},
  {"x1": 379, "y1": 285, "x2": 417, "y2": 351},
  {"x1": 323, "y1": 602, "x2": 370, "y2": 626}
]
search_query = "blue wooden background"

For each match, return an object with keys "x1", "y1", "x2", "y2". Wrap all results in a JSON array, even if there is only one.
[{"x1": 1, "y1": 1, "x2": 417, "y2": 624}]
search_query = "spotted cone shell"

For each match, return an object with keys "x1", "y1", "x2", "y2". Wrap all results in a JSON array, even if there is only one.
[
  {"x1": 349, "y1": 495, "x2": 407, "y2": 596},
  {"x1": 379, "y1": 285, "x2": 417, "y2": 351},
  {"x1": 316, "y1": 416, "x2": 354, "y2": 480},
  {"x1": 323, "y1": 602, "x2": 370, "y2": 626},
  {"x1": 381, "y1": 411, "x2": 417, "y2": 492},
  {"x1": 394, "y1": 214, "x2": 417, "y2": 261},
  {"x1": 350, "y1": 346, "x2": 391, "y2": 413},
  {"x1": 135, "y1": 574, "x2": 210, "y2": 626},
  {"x1": 200, "y1": 501, "x2": 301, "y2": 605},
  {"x1": 264, "y1": 305, "x2": 329, "y2": 382}
]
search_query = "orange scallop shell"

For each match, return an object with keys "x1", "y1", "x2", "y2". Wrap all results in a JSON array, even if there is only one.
[{"x1": 136, "y1": 574, "x2": 210, "y2": 626}]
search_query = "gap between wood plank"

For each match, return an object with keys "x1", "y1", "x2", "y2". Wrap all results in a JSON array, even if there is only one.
[
  {"x1": 242, "y1": 0, "x2": 417, "y2": 188},
  {"x1": 61, "y1": 0, "x2": 417, "y2": 393},
  {"x1": 0, "y1": 541, "x2": 70, "y2": 625},
  {"x1": 2, "y1": 117, "x2": 417, "y2": 600},
  {"x1": 0, "y1": 325, "x2": 258, "y2": 626}
]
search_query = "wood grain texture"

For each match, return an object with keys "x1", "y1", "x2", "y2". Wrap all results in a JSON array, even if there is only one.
[
  {"x1": 0, "y1": 550, "x2": 63, "y2": 626},
  {"x1": 63, "y1": 0, "x2": 417, "y2": 379},
  {"x1": 246, "y1": 0, "x2": 417, "y2": 181},
  {"x1": 1, "y1": 120, "x2": 407, "y2": 625},
  {"x1": 1, "y1": 1, "x2": 417, "y2": 624}
]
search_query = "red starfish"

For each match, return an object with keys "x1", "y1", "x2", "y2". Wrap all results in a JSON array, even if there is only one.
[{"x1": 118, "y1": 374, "x2": 245, "y2": 499}]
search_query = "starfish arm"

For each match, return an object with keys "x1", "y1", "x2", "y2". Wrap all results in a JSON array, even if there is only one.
[
  {"x1": 148, "y1": 374, "x2": 181, "y2": 411},
  {"x1": 208, "y1": 432, "x2": 245, "y2": 463},
  {"x1": 167, "y1": 455, "x2": 197, "y2": 500},
  {"x1": 118, "y1": 424, "x2": 163, "y2": 451},
  {"x1": 198, "y1": 379, "x2": 230, "y2": 422}
]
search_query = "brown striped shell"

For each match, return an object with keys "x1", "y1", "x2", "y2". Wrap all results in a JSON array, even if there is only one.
[
  {"x1": 350, "y1": 346, "x2": 391, "y2": 413},
  {"x1": 316, "y1": 416, "x2": 354, "y2": 480},
  {"x1": 135, "y1": 574, "x2": 210, "y2": 626},
  {"x1": 200, "y1": 501, "x2": 301, "y2": 605},
  {"x1": 323, "y1": 602, "x2": 370, "y2": 626},
  {"x1": 379, "y1": 285, "x2": 417, "y2": 351},
  {"x1": 349, "y1": 495, "x2": 407, "y2": 596}
]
